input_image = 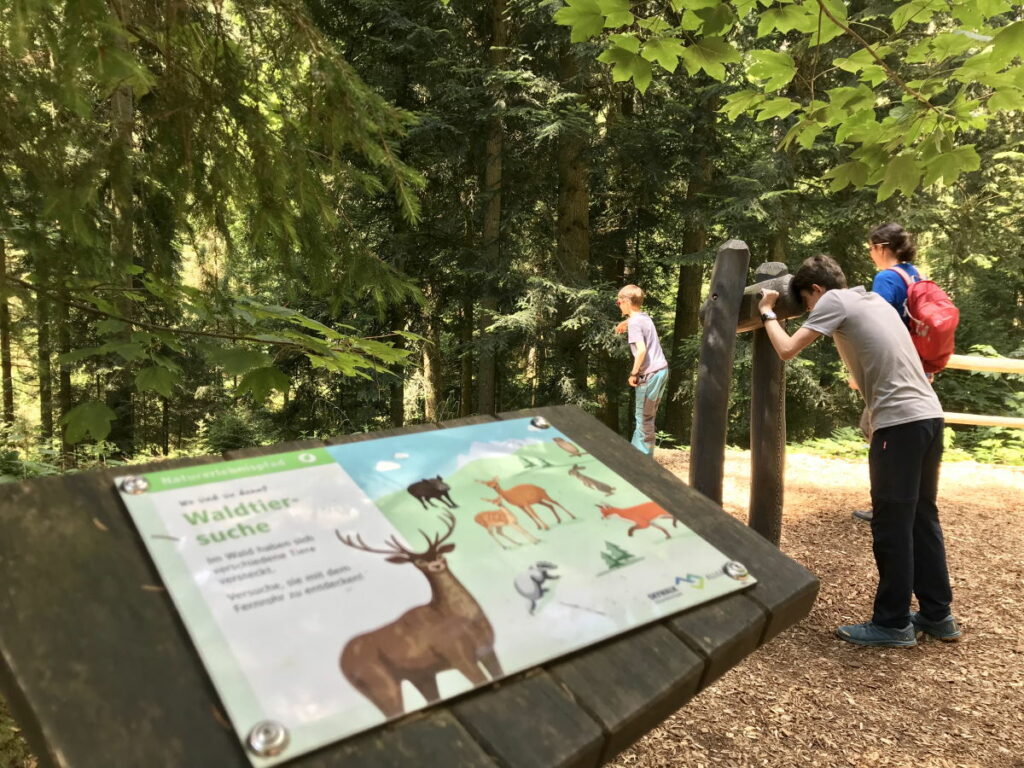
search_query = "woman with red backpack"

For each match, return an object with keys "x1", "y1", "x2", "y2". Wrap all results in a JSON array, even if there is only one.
[{"x1": 868, "y1": 222, "x2": 922, "y2": 323}]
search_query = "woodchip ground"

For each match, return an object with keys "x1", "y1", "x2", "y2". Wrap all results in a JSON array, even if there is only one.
[
  {"x1": 609, "y1": 448, "x2": 1024, "y2": 768},
  {"x1": 2, "y1": 449, "x2": 1022, "y2": 768}
]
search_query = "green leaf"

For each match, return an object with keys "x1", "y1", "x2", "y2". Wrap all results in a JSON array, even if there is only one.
[
  {"x1": 105, "y1": 342, "x2": 147, "y2": 362},
  {"x1": 95, "y1": 319, "x2": 127, "y2": 335},
  {"x1": 823, "y1": 161, "x2": 869, "y2": 191},
  {"x1": 835, "y1": 108, "x2": 882, "y2": 144},
  {"x1": 235, "y1": 367, "x2": 290, "y2": 403},
  {"x1": 929, "y1": 32, "x2": 979, "y2": 61},
  {"x1": 598, "y1": 45, "x2": 654, "y2": 91},
  {"x1": 755, "y1": 97, "x2": 801, "y2": 121},
  {"x1": 806, "y1": 0, "x2": 847, "y2": 46},
  {"x1": 207, "y1": 347, "x2": 275, "y2": 376},
  {"x1": 609, "y1": 33, "x2": 641, "y2": 53},
  {"x1": 991, "y1": 21, "x2": 1024, "y2": 69},
  {"x1": 747, "y1": 50, "x2": 796, "y2": 91},
  {"x1": 597, "y1": 0, "x2": 634, "y2": 26},
  {"x1": 60, "y1": 401, "x2": 117, "y2": 444},
  {"x1": 876, "y1": 154, "x2": 922, "y2": 201},
  {"x1": 673, "y1": 0, "x2": 721, "y2": 8},
  {"x1": 636, "y1": 16, "x2": 672, "y2": 32},
  {"x1": 554, "y1": 0, "x2": 605, "y2": 42},
  {"x1": 732, "y1": 0, "x2": 759, "y2": 18},
  {"x1": 695, "y1": 3, "x2": 736, "y2": 35},
  {"x1": 679, "y1": 37, "x2": 740, "y2": 80},
  {"x1": 719, "y1": 88, "x2": 767, "y2": 119},
  {"x1": 989, "y1": 87, "x2": 1024, "y2": 111},
  {"x1": 641, "y1": 37, "x2": 686, "y2": 72},
  {"x1": 135, "y1": 366, "x2": 175, "y2": 399},
  {"x1": 922, "y1": 145, "x2": 981, "y2": 187},
  {"x1": 757, "y1": 4, "x2": 810, "y2": 37},
  {"x1": 891, "y1": 0, "x2": 949, "y2": 32},
  {"x1": 833, "y1": 46, "x2": 892, "y2": 74}
]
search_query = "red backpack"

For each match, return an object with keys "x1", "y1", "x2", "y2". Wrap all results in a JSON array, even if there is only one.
[{"x1": 889, "y1": 265, "x2": 960, "y2": 374}]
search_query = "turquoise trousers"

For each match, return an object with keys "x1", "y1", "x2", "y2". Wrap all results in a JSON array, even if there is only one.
[{"x1": 631, "y1": 368, "x2": 668, "y2": 455}]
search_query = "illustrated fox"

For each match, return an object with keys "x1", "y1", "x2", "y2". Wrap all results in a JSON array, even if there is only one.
[{"x1": 597, "y1": 501, "x2": 679, "y2": 539}]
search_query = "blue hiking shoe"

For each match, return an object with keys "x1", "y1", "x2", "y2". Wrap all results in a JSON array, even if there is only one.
[
  {"x1": 835, "y1": 621, "x2": 916, "y2": 648},
  {"x1": 911, "y1": 612, "x2": 961, "y2": 642}
]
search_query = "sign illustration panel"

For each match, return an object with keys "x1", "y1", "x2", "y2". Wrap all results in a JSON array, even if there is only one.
[{"x1": 116, "y1": 418, "x2": 754, "y2": 766}]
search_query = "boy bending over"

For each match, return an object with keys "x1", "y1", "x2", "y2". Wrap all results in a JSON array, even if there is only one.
[{"x1": 758, "y1": 255, "x2": 959, "y2": 648}]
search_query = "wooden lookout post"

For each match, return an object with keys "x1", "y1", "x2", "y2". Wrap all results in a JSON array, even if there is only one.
[{"x1": 691, "y1": 241, "x2": 805, "y2": 546}]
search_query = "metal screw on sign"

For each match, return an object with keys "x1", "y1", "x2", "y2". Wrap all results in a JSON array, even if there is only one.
[
  {"x1": 723, "y1": 561, "x2": 749, "y2": 580},
  {"x1": 530, "y1": 416, "x2": 550, "y2": 429},
  {"x1": 119, "y1": 476, "x2": 149, "y2": 495},
  {"x1": 247, "y1": 721, "x2": 289, "y2": 757}
]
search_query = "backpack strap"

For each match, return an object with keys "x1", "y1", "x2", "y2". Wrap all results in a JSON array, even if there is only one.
[{"x1": 888, "y1": 264, "x2": 920, "y2": 286}]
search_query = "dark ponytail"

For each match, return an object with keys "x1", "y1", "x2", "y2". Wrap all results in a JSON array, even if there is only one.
[{"x1": 868, "y1": 222, "x2": 917, "y2": 263}]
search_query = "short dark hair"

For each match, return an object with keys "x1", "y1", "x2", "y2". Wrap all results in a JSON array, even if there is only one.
[
  {"x1": 790, "y1": 255, "x2": 848, "y2": 301},
  {"x1": 869, "y1": 222, "x2": 916, "y2": 262}
]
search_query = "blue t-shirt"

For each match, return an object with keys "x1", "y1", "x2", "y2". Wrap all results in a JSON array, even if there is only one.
[{"x1": 871, "y1": 263, "x2": 921, "y2": 325}]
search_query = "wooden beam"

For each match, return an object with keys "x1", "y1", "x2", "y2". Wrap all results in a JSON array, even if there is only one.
[
  {"x1": 944, "y1": 354, "x2": 1024, "y2": 375},
  {"x1": 944, "y1": 412, "x2": 1024, "y2": 429}
]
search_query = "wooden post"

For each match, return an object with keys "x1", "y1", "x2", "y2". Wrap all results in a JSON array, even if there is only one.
[
  {"x1": 748, "y1": 262, "x2": 788, "y2": 545},
  {"x1": 689, "y1": 240, "x2": 750, "y2": 504}
]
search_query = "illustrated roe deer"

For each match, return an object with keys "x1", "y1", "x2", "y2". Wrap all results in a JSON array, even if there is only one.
[
  {"x1": 335, "y1": 512, "x2": 502, "y2": 717},
  {"x1": 476, "y1": 497, "x2": 540, "y2": 549},
  {"x1": 477, "y1": 477, "x2": 576, "y2": 530},
  {"x1": 597, "y1": 501, "x2": 679, "y2": 539},
  {"x1": 568, "y1": 464, "x2": 615, "y2": 496}
]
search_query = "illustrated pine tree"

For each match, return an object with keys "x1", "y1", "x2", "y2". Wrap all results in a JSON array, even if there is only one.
[{"x1": 602, "y1": 541, "x2": 635, "y2": 569}]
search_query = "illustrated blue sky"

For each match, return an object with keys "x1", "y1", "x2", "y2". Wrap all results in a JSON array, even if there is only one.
[{"x1": 325, "y1": 418, "x2": 567, "y2": 500}]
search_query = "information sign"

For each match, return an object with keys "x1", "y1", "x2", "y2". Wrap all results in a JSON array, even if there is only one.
[{"x1": 116, "y1": 418, "x2": 754, "y2": 765}]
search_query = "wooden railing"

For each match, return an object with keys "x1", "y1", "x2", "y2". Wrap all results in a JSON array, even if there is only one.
[{"x1": 943, "y1": 354, "x2": 1024, "y2": 429}]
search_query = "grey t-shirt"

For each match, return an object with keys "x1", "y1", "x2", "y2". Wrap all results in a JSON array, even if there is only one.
[
  {"x1": 627, "y1": 312, "x2": 668, "y2": 376},
  {"x1": 802, "y1": 287, "x2": 943, "y2": 433}
]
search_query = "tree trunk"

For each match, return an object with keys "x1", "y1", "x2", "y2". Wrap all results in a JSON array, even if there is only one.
[
  {"x1": 422, "y1": 295, "x2": 442, "y2": 422},
  {"x1": 36, "y1": 257, "x2": 54, "y2": 440},
  {"x1": 664, "y1": 154, "x2": 712, "y2": 441},
  {"x1": 597, "y1": 250, "x2": 626, "y2": 432},
  {"x1": 57, "y1": 285, "x2": 75, "y2": 467},
  {"x1": 105, "y1": 0, "x2": 136, "y2": 457},
  {"x1": 0, "y1": 238, "x2": 14, "y2": 427},
  {"x1": 389, "y1": 309, "x2": 406, "y2": 428},
  {"x1": 161, "y1": 396, "x2": 170, "y2": 456},
  {"x1": 459, "y1": 297, "x2": 473, "y2": 417},
  {"x1": 555, "y1": 49, "x2": 591, "y2": 395},
  {"x1": 476, "y1": 0, "x2": 506, "y2": 415}
]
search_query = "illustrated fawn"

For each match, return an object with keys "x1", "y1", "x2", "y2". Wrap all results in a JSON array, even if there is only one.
[
  {"x1": 335, "y1": 512, "x2": 502, "y2": 718},
  {"x1": 597, "y1": 501, "x2": 679, "y2": 539},
  {"x1": 477, "y1": 477, "x2": 575, "y2": 530},
  {"x1": 476, "y1": 497, "x2": 540, "y2": 548},
  {"x1": 568, "y1": 464, "x2": 615, "y2": 496}
]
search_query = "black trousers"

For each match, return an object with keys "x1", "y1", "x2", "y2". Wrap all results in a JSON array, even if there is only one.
[{"x1": 868, "y1": 417, "x2": 953, "y2": 628}]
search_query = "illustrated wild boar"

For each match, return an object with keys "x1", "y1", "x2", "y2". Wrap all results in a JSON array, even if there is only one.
[{"x1": 407, "y1": 475, "x2": 458, "y2": 510}]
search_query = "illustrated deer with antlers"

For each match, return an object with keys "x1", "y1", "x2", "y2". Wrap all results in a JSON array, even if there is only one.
[
  {"x1": 335, "y1": 511, "x2": 502, "y2": 717},
  {"x1": 476, "y1": 477, "x2": 576, "y2": 530},
  {"x1": 476, "y1": 497, "x2": 540, "y2": 549}
]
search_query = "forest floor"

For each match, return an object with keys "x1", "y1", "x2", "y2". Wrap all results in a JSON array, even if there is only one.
[
  {"x1": 609, "y1": 447, "x2": 1024, "y2": 768},
  {"x1": 2, "y1": 449, "x2": 1022, "y2": 768}
]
